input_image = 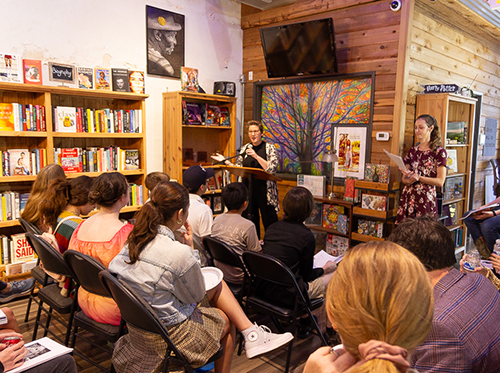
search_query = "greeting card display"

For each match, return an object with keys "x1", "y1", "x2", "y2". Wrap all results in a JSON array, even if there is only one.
[
  {"x1": 364, "y1": 164, "x2": 389, "y2": 183},
  {"x1": 361, "y1": 194, "x2": 387, "y2": 211}
]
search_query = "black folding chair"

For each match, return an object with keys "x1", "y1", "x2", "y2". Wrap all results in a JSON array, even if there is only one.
[
  {"x1": 242, "y1": 251, "x2": 327, "y2": 373},
  {"x1": 99, "y1": 270, "x2": 223, "y2": 373},
  {"x1": 63, "y1": 250, "x2": 125, "y2": 372},
  {"x1": 25, "y1": 232, "x2": 78, "y2": 346},
  {"x1": 18, "y1": 218, "x2": 54, "y2": 323}
]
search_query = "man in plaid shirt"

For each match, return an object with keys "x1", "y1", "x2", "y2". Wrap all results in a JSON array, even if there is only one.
[{"x1": 389, "y1": 215, "x2": 500, "y2": 372}]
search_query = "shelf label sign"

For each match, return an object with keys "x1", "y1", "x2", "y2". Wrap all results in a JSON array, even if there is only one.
[
  {"x1": 422, "y1": 84, "x2": 459, "y2": 94},
  {"x1": 49, "y1": 62, "x2": 75, "y2": 83},
  {"x1": 483, "y1": 118, "x2": 498, "y2": 157}
]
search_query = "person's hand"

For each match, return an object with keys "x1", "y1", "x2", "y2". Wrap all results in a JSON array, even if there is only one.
[
  {"x1": 211, "y1": 153, "x2": 226, "y2": 163},
  {"x1": 323, "y1": 261, "x2": 337, "y2": 274},
  {"x1": 472, "y1": 210, "x2": 494, "y2": 220},
  {"x1": 181, "y1": 220, "x2": 194, "y2": 249},
  {"x1": 0, "y1": 331, "x2": 23, "y2": 340},
  {"x1": 303, "y1": 346, "x2": 357, "y2": 373},
  {"x1": 474, "y1": 266, "x2": 489, "y2": 277},
  {"x1": 246, "y1": 147, "x2": 258, "y2": 159},
  {"x1": 490, "y1": 253, "x2": 500, "y2": 273},
  {"x1": 0, "y1": 341, "x2": 27, "y2": 371}
]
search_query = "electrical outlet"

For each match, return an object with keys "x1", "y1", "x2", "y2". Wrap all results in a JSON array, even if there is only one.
[{"x1": 248, "y1": 71, "x2": 253, "y2": 81}]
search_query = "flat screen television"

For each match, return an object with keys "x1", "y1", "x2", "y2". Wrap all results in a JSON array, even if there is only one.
[{"x1": 260, "y1": 18, "x2": 338, "y2": 79}]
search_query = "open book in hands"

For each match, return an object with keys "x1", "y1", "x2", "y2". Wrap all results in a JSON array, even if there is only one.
[{"x1": 460, "y1": 203, "x2": 500, "y2": 220}]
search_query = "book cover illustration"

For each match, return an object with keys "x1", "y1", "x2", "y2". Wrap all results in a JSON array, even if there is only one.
[
  {"x1": 9, "y1": 149, "x2": 30, "y2": 175},
  {"x1": 446, "y1": 121, "x2": 466, "y2": 145},
  {"x1": 322, "y1": 204, "x2": 348, "y2": 235},
  {"x1": 112, "y1": 68, "x2": 130, "y2": 92},
  {"x1": 55, "y1": 106, "x2": 77, "y2": 133},
  {"x1": 344, "y1": 177, "x2": 355, "y2": 202},
  {"x1": 357, "y1": 219, "x2": 384, "y2": 238},
  {"x1": 0, "y1": 54, "x2": 22, "y2": 83},
  {"x1": 77, "y1": 67, "x2": 94, "y2": 89},
  {"x1": 214, "y1": 170, "x2": 224, "y2": 189},
  {"x1": 305, "y1": 201, "x2": 323, "y2": 226},
  {"x1": 95, "y1": 68, "x2": 111, "y2": 90},
  {"x1": 60, "y1": 148, "x2": 81, "y2": 173},
  {"x1": 313, "y1": 232, "x2": 327, "y2": 253},
  {"x1": 128, "y1": 70, "x2": 145, "y2": 94},
  {"x1": 206, "y1": 105, "x2": 221, "y2": 126},
  {"x1": 364, "y1": 163, "x2": 389, "y2": 183},
  {"x1": 444, "y1": 176, "x2": 464, "y2": 200},
  {"x1": 0, "y1": 103, "x2": 15, "y2": 131},
  {"x1": 125, "y1": 149, "x2": 139, "y2": 170},
  {"x1": 446, "y1": 149, "x2": 458, "y2": 173},
  {"x1": 361, "y1": 194, "x2": 387, "y2": 211},
  {"x1": 213, "y1": 195, "x2": 223, "y2": 213},
  {"x1": 219, "y1": 107, "x2": 230, "y2": 126},
  {"x1": 297, "y1": 175, "x2": 326, "y2": 198},
  {"x1": 181, "y1": 67, "x2": 199, "y2": 92},
  {"x1": 326, "y1": 234, "x2": 349, "y2": 256},
  {"x1": 10, "y1": 233, "x2": 35, "y2": 263},
  {"x1": 185, "y1": 103, "x2": 203, "y2": 125},
  {"x1": 22, "y1": 59, "x2": 42, "y2": 85}
]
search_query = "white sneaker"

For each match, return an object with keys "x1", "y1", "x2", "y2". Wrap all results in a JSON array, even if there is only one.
[{"x1": 244, "y1": 324, "x2": 294, "y2": 359}]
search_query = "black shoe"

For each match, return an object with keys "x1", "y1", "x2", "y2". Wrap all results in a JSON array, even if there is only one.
[{"x1": 297, "y1": 316, "x2": 317, "y2": 339}]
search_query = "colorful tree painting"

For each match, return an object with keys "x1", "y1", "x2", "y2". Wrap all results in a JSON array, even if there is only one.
[{"x1": 260, "y1": 76, "x2": 372, "y2": 175}]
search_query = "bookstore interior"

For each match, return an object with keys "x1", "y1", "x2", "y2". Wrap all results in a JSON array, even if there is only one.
[{"x1": 1, "y1": 1, "x2": 500, "y2": 371}]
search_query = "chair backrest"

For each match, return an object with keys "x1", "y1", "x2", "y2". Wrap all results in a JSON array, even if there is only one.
[
  {"x1": 63, "y1": 250, "x2": 110, "y2": 298},
  {"x1": 242, "y1": 251, "x2": 309, "y2": 305},
  {"x1": 19, "y1": 217, "x2": 42, "y2": 235},
  {"x1": 26, "y1": 233, "x2": 72, "y2": 278},
  {"x1": 202, "y1": 236, "x2": 246, "y2": 271}
]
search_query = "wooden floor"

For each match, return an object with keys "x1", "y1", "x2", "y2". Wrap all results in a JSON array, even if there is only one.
[{"x1": 7, "y1": 294, "x2": 327, "y2": 372}]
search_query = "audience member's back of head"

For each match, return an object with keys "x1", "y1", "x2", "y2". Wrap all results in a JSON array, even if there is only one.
[
  {"x1": 327, "y1": 241, "x2": 433, "y2": 373},
  {"x1": 283, "y1": 186, "x2": 314, "y2": 222},
  {"x1": 222, "y1": 182, "x2": 248, "y2": 211},
  {"x1": 388, "y1": 215, "x2": 456, "y2": 271},
  {"x1": 88, "y1": 172, "x2": 128, "y2": 208},
  {"x1": 68, "y1": 176, "x2": 93, "y2": 207},
  {"x1": 145, "y1": 171, "x2": 170, "y2": 193}
]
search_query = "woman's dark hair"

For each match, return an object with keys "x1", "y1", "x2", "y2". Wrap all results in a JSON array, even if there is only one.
[
  {"x1": 417, "y1": 114, "x2": 442, "y2": 150},
  {"x1": 126, "y1": 182, "x2": 189, "y2": 264},
  {"x1": 283, "y1": 186, "x2": 314, "y2": 222},
  {"x1": 222, "y1": 182, "x2": 248, "y2": 211},
  {"x1": 247, "y1": 120, "x2": 264, "y2": 133},
  {"x1": 68, "y1": 176, "x2": 93, "y2": 206},
  {"x1": 88, "y1": 172, "x2": 128, "y2": 207}
]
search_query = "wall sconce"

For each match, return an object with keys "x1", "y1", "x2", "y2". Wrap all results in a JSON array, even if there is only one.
[{"x1": 323, "y1": 150, "x2": 338, "y2": 199}]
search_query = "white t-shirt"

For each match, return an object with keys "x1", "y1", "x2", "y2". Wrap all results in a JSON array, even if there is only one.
[{"x1": 188, "y1": 194, "x2": 213, "y2": 266}]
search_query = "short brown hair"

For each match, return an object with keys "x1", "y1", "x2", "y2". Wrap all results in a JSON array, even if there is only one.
[
  {"x1": 247, "y1": 120, "x2": 264, "y2": 133},
  {"x1": 145, "y1": 172, "x2": 170, "y2": 192},
  {"x1": 283, "y1": 186, "x2": 314, "y2": 222}
]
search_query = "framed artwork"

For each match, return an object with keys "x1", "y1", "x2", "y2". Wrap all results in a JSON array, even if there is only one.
[
  {"x1": 332, "y1": 124, "x2": 369, "y2": 179},
  {"x1": 146, "y1": 5, "x2": 184, "y2": 79},
  {"x1": 253, "y1": 72, "x2": 374, "y2": 177}
]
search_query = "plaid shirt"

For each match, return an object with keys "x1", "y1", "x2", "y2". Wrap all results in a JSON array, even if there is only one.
[{"x1": 411, "y1": 268, "x2": 500, "y2": 372}]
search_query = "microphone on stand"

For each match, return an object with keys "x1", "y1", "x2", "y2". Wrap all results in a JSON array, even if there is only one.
[{"x1": 244, "y1": 144, "x2": 253, "y2": 159}]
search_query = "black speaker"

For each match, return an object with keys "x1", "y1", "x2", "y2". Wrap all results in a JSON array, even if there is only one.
[{"x1": 213, "y1": 81, "x2": 236, "y2": 97}]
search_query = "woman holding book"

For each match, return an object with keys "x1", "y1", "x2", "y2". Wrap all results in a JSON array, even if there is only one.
[
  {"x1": 463, "y1": 196, "x2": 500, "y2": 258},
  {"x1": 395, "y1": 114, "x2": 447, "y2": 224}
]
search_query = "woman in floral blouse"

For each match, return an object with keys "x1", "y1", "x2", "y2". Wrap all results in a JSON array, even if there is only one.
[{"x1": 396, "y1": 114, "x2": 447, "y2": 224}]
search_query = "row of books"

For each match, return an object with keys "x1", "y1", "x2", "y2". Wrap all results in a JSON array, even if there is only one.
[
  {"x1": 1, "y1": 148, "x2": 48, "y2": 177},
  {"x1": 128, "y1": 183, "x2": 144, "y2": 207},
  {"x1": 54, "y1": 147, "x2": 139, "y2": 173},
  {"x1": 0, "y1": 233, "x2": 37, "y2": 266},
  {"x1": 182, "y1": 101, "x2": 230, "y2": 127},
  {"x1": 0, "y1": 191, "x2": 30, "y2": 222},
  {"x1": 0, "y1": 103, "x2": 46, "y2": 132},
  {"x1": 207, "y1": 170, "x2": 231, "y2": 191},
  {"x1": 53, "y1": 106, "x2": 143, "y2": 134},
  {"x1": 452, "y1": 226, "x2": 464, "y2": 248},
  {"x1": 313, "y1": 232, "x2": 349, "y2": 257}
]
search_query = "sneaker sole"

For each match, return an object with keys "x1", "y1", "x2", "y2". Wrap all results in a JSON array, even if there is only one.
[
  {"x1": 245, "y1": 333, "x2": 294, "y2": 359},
  {"x1": 0, "y1": 288, "x2": 33, "y2": 303}
]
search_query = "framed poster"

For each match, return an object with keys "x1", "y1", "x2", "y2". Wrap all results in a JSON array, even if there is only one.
[
  {"x1": 332, "y1": 124, "x2": 369, "y2": 179},
  {"x1": 146, "y1": 5, "x2": 184, "y2": 79}
]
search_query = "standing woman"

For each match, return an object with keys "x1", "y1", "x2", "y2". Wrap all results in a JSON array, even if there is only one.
[{"x1": 395, "y1": 114, "x2": 447, "y2": 224}]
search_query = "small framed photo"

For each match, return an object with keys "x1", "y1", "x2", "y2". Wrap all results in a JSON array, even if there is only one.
[
  {"x1": 48, "y1": 62, "x2": 75, "y2": 84},
  {"x1": 213, "y1": 195, "x2": 223, "y2": 214}
]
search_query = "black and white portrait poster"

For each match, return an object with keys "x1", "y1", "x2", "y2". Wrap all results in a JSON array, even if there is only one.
[{"x1": 146, "y1": 5, "x2": 185, "y2": 79}]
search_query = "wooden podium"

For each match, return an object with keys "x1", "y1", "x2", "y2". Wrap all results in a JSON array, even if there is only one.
[{"x1": 222, "y1": 166, "x2": 281, "y2": 221}]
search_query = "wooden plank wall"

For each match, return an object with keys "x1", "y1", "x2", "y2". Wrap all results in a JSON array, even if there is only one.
[
  {"x1": 241, "y1": 0, "x2": 406, "y2": 171},
  {"x1": 407, "y1": 0, "x2": 500, "y2": 207}
]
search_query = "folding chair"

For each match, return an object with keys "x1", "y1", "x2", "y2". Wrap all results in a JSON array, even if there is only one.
[
  {"x1": 99, "y1": 270, "x2": 223, "y2": 373},
  {"x1": 63, "y1": 250, "x2": 125, "y2": 372},
  {"x1": 242, "y1": 251, "x2": 327, "y2": 373},
  {"x1": 25, "y1": 232, "x2": 78, "y2": 346}
]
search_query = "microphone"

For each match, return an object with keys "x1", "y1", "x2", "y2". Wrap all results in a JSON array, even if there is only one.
[{"x1": 244, "y1": 144, "x2": 253, "y2": 159}]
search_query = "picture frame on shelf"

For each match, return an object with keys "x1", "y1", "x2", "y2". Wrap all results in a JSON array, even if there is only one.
[
  {"x1": 181, "y1": 67, "x2": 199, "y2": 92},
  {"x1": 446, "y1": 149, "x2": 458, "y2": 174},
  {"x1": 332, "y1": 124, "x2": 369, "y2": 180},
  {"x1": 297, "y1": 174, "x2": 326, "y2": 198},
  {"x1": 213, "y1": 195, "x2": 223, "y2": 214},
  {"x1": 146, "y1": 5, "x2": 184, "y2": 79},
  {"x1": 48, "y1": 62, "x2": 75, "y2": 85}
]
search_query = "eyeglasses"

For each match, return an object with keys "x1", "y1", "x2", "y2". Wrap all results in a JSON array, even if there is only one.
[{"x1": 248, "y1": 130, "x2": 260, "y2": 134}]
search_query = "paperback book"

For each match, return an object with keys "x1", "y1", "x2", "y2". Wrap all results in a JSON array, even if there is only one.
[
  {"x1": 9, "y1": 149, "x2": 30, "y2": 175},
  {"x1": 361, "y1": 194, "x2": 387, "y2": 211},
  {"x1": 0, "y1": 103, "x2": 15, "y2": 131},
  {"x1": 10, "y1": 233, "x2": 36, "y2": 263},
  {"x1": 128, "y1": 70, "x2": 145, "y2": 94},
  {"x1": 0, "y1": 53, "x2": 22, "y2": 83},
  {"x1": 185, "y1": 103, "x2": 203, "y2": 125},
  {"x1": 77, "y1": 67, "x2": 94, "y2": 89},
  {"x1": 357, "y1": 219, "x2": 384, "y2": 238},
  {"x1": 112, "y1": 68, "x2": 130, "y2": 92},
  {"x1": 181, "y1": 66, "x2": 199, "y2": 92},
  {"x1": 22, "y1": 59, "x2": 42, "y2": 85},
  {"x1": 325, "y1": 234, "x2": 349, "y2": 256},
  {"x1": 95, "y1": 67, "x2": 111, "y2": 90},
  {"x1": 124, "y1": 149, "x2": 139, "y2": 170},
  {"x1": 55, "y1": 106, "x2": 77, "y2": 133},
  {"x1": 60, "y1": 148, "x2": 81, "y2": 173},
  {"x1": 364, "y1": 163, "x2": 389, "y2": 183},
  {"x1": 305, "y1": 202, "x2": 323, "y2": 226},
  {"x1": 322, "y1": 204, "x2": 348, "y2": 235}
]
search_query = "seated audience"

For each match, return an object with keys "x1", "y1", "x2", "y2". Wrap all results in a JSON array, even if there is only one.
[
  {"x1": 261, "y1": 186, "x2": 336, "y2": 337},
  {"x1": 463, "y1": 192, "x2": 500, "y2": 258},
  {"x1": 389, "y1": 215, "x2": 500, "y2": 372},
  {"x1": 144, "y1": 171, "x2": 170, "y2": 202},
  {"x1": 303, "y1": 241, "x2": 433, "y2": 373},
  {"x1": 210, "y1": 182, "x2": 261, "y2": 284},
  {"x1": 182, "y1": 165, "x2": 215, "y2": 266},
  {"x1": 109, "y1": 181, "x2": 293, "y2": 373},
  {"x1": 0, "y1": 307, "x2": 77, "y2": 372},
  {"x1": 69, "y1": 172, "x2": 133, "y2": 326}
]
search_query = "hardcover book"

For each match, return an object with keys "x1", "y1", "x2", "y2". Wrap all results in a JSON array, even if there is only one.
[
  {"x1": 326, "y1": 234, "x2": 349, "y2": 256},
  {"x1": 344, "y1": 177, "x2": 355, "y2": 202},
  {"x1": 181, "y1": 67, "x2": 199, "y2": 92},
  {"x1": 9, "y1": 149, "x2": 30, "y2": 175},
  {"x1": 0, "y1": 103, "x2": 15, "y2": 131},
  {"x1": 357, "y1": 219, "x2": 384, "y2": 238},
  {"x1": 206, "y1": 105, "x2": 221, "y2": 126},
  {"x1": 124, "y1": 149, "x2": 139, "y2": 170},
  {"x1": 364, "y1": 163, "x2": 389, "y2": 183},
  {"x1": 22, "y1": 59, "x2": 42, "y2": 85},
  {"x1": 0, "y1": 54, "x2": 22, "y2": 83},
  {"x1": 444, "y1": 175, "x2": 464, "y2": 201},
  {"x1": 219, "y1": 107, "x2": 230, "y2": 126},
  {"x1": 297, "y1": 175, "x2": 326, "y2": 198},
  {"x1": 77, "y1": 67, "x2": 94, "y2": 89},
  {"x1": 10, "y1": 233, "x2": 35, "y2": 263},
  {"x1": 446, "y1": 149, "x2": 458, "y2": 173},
  {"x1": 95, "y1": 68, "x2": 111, "y2": 90},
  {"x1": 305, "y1": 201, "x2": 323, "y2": 226},
  {"x1": 446, "y1": 121, "x2": 466, "y2": 145},
  {"x1": 55, "y1": 106, "x2": 77, "y2": 133},
  {"x1": 60, "y1": 148, "x2": 81, "y2": 173},
  {"x1": 361, "y1": 194, "x2": 387, "y2": 211},
  {"x1": 185, "y1": 103, "x2": 203, "y2": 125},
  {"x1": 322, "y1": 204, "x2": 348, "y2": 235},
  {"x1": 112, "y1": 68, "x2": 130, "y2": 92},
  {"x1": 128, "y1": 70, "x2": 145, "y2": 94}
]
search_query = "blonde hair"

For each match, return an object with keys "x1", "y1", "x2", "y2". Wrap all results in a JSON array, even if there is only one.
[{"x1": 326, "y1": 241, "x2": 433, "y2": 373}]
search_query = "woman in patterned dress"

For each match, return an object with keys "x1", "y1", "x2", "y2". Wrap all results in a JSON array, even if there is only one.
[{"x1": 395, "y1": 114, "x2": 447, "y2": 224}]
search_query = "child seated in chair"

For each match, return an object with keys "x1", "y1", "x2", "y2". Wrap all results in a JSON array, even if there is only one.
[{"x1": 210, "y1": 182, "x2": 261, "y2": 285}]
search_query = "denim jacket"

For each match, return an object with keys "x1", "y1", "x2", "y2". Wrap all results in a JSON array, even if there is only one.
[{"x1": 108, "y1": 225, "x2": 205, "y2": 326}]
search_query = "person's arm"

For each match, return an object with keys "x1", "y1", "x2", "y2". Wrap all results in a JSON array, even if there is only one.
[
  {"x1": 300, "y1": 233, "x2": 324, "y2": 282},
  {"x1": 419, "y1": 165, "x2": 446, "y2": 187},
  {"x1": 245, "y1": 225, "x2": 262, "y2": 253}
]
